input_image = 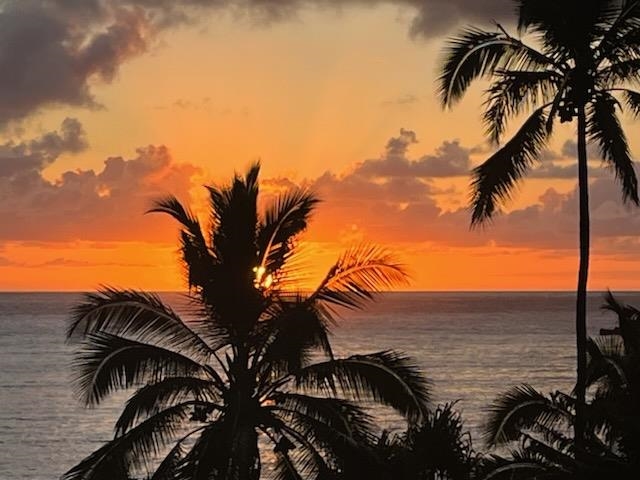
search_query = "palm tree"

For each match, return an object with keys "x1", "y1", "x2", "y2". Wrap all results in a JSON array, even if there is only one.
[
  {"x1": 477, "y1": 293, "x2": 640, "y2": 479},
  {"x1": 63, "y1": 164, "x2": 430, "y2": 480},
  {"x1": 438, "y1": 0, "x2": 640, "y2": 448},
  {"x1": 370, "y1": 403, "x2": 477, "y2": 480}
]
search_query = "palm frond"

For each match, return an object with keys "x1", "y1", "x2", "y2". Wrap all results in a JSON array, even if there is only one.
[
  {"x1": 439, "y1": 27, "x2": 559, "y2": 108},
  {"x1": 255, "y1": 300, "x2": 333, "y2": 387},
  {"x1": 72, "y1": 333, "x2": 207, "y2": 406},
  {"x1": 63, "y1": 403, "x2": 195, "y2": 480},
  {"x1": 270, "y1": 393, "x2": 376, "y2": 443},
  {"x1": 269, "y1": 403, "x2": 373, "y2": 474},
  {"x1": 402, "y1": 402, "x2": 475, "y2": 480},
  {"x1": 208, "y1": 163, "x2": 260, "y2": 265},
  {"x1": 483, "y1": 70, "x2": 559, "y2": 144},
  {"x1": 586, "y1": 336, "x2": 628, "y2": 402},
  {"x1": 174, "y1": 418, "x2": 260, "y2": 480},
  {"x1": 260, "y1": 416, "x2": 333, "y2": 480},
  {"x1": 149, "y1": 440, "x2": 188, "y2": 480},
  {"x1": 600, "y1": 57, "x2": 640, "y2": 87},
  {"x1": 484, "y1": 384, "x2": 573, "y2": 448},
  {"x1": 68, "y1": 288, "x2": 212, "y2": 362},
  {"x1": 294, "y1": 350, "x2": 430, "y2": 423},
  {"x1": 272, "y1": 451, "x2": 305, "y2": 480},
  {"x1": 619, "y1": 88, "x2": 640, "y2": 118},
  {"x1": 311, "y1": 244, "x2": 407, "y2": 311},
  {"x1": 173, "y1": 421, "x2": 229, "y2": 480},
  {"x1": 479, "y1": 457, "x2": 557, "y2": 480},
  {"x1": 471, "y1": 106, "x2": 551, "y2": 226},
  {"x1": 602, "y1": 291, "x2": 640, "y2": 356},
  {"x1": 587, "y1": 92, "x2": 639, "y2": 205},
  {"x1": 147, "y1": 195, "x2": 202, "y2": 235},
  {"x1": 521, "y1": 435, "x2": 576, "y2": 471},
  {"x1": 517, "y1": 0, "x2": 599, "y2": 58},
  {"x1": 596, "y1": 1, "x2": 640, "y2": 64},
  {"x1": 148, "y1": 196, "x2": 216, "y2": 290},
  {"x1": 115, "y1": 377, "x2": 222, "y2": 435},
  {"x1": 257, "y1": 189, "x2": 320, "y2": 275}
]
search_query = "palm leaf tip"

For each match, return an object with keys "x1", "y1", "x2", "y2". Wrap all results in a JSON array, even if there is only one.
[
  {"x1": 438, "y1": 28, "x2": 509, "y2": 108},
  {"x1": 470, "y1": 106, "x2": 551, "y2": 227},
  {"x1": 296, "y1": 350, "x2": 430, "y2": 423},
  {"x1": 313, "y1": 244, "x2": 409, "y2": 310},
  {"x1": 146, "y1": 195, "x2": 199, "y2": 227},
  {"x1": 589, "y1": 92, "x2": 640, "y2": 206},
  {"x1": 483, "y1": 384, "x2": 571, "y2": 448}
]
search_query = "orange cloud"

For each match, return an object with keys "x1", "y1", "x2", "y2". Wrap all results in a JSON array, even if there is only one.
[{"x1": 0, "y1": 120, "x2": 201, "y2": 242}]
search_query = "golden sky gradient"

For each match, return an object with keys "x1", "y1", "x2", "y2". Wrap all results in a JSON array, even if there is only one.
[{"x1": 2, "y1": 2, "x2": 640, "y2": 291}]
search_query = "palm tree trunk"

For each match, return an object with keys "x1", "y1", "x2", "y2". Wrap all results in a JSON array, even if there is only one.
[{"x1": 575, "y1": 106, "x2": 590, "y2": 454}]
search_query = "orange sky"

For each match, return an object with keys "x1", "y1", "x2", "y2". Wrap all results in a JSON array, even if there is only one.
[{"x1": 2, "y1": 1, "x2": 640, "y2": 291}]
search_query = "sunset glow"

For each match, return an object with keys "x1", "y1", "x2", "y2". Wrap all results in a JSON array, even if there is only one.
[{"x1": 2, "y1": 1, "x2": 640, "y2": 291}]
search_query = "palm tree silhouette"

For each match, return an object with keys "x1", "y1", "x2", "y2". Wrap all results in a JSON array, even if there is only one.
[
  {"x1": 438, "y1": 0, "x2": 640, "y2": 449},
  {"x1": 477, "y1": 293, "x2": 640, "y2": 479},
  {"x1": 63, "y1": 164, "x2": 430, "y2": 480},
  {"x1": 371, "y1": 403, "x2": 477, "y2": 480}
]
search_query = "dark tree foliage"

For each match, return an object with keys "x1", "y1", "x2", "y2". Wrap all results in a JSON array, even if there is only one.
[{"x1": 477, "y1": 293, "x2": 640, "y2": 479}]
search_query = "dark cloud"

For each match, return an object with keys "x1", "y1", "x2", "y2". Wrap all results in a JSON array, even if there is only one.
[
  {"x1": 0, "y1": 1, "x2": 149, "y2": 124},
  {"x1": 0, "y1": 118, "x2": 87, "y2": 177},
  {"x1": 403, "y1": 0, "x2": 512, "y2": 37},
  {"x1": 354, "y1": 129, "x2": 471, "y2": 178},
  {"x1": 0, "y1": 121, "x2": 200, "y2": 241},
  {"x1": 1, "y1": 0, "x2": 513, "y2": 124}
]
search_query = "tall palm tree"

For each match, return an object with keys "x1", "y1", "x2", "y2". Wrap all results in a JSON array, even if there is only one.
[
  {"x1": 63, "y1": 164, "x2": 430, "y2": 480},
  {"x1": 438, "y1": 0, "x2": 640, "y2": 448}
]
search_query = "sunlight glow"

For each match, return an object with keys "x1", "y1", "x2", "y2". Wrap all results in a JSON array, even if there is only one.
[{"x1": 253, "y1": 266, "x2": 275, "y2": 290}]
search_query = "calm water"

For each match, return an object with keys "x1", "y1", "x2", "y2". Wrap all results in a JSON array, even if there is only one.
[{"x1": 0, "y1": 291, "x2": 636, "y2": 479}]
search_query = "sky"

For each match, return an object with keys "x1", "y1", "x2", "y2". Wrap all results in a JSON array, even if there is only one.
[{"x1": 1, "y1": 0, "x2": 640, "y2": 291}]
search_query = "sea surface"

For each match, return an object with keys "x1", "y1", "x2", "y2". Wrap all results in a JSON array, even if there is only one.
[{"x1": 0, "y1": 291, "x2": 637, "y2": 480}]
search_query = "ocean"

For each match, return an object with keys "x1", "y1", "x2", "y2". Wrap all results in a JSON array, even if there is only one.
[{"x1": 0, "y1": 291, "x2": 636, "y2": 480}]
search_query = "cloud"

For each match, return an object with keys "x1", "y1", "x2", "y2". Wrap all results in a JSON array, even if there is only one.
[
  {"x1": 0, "y1": 1, "x2": 150, "y2": 125},
  {"x1": 0, "y1": 256, "x2": 20, "y2": 267},
  {"x1": 297, "y1": 130, "x2": 640, "y2": 252},
  {"x1": 561, "y1": 139, "x2": 603, "y2": 160},
  {"x1": 35, "y1": 257, "x2": 152, "y2": 267},
  {"x1": 0, "y1": 121, "x2": 201, "y2": 241},
  {"x1": 3, "y1": 125, "x2": 640, "y2": 264},
  {"x1": 0, "y1": 117, "x2": 87, "y2": 177},
  {"x1": 0, "y1": 0, "x2": 513, "y2": 124},
  {"x1": 354, "y1": 129, "x2": 471, "y2": 179},
  {"x1": 529, "y1": 162, "x2": 611, "y2": 179}
]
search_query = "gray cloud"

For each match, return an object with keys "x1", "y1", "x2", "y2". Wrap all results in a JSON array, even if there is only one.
[
  {"x1": 529, "y1": 162, "x2": 611, "y2": 179},
  {"x1": 0, "y1": 121, "x2": 200, "y2": 241},
  {"x1": 1, "y1": 0, "x2": 513, "y2": 124},
  {"x1": 561, "y1": 139, "x2": 603, "y2": 160},
  {"x1": 301, "y1": 130, "x2": 640, "y2": 252},
  {"x1": 0, "y1": 118, "x2": 87, "y2": 177},
  {"x1": 354, "y1": 129, "x2": 471, "y2": 178},
  {"x1": 0, "y1": 1, "x2": 149, "y2": 125}
]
